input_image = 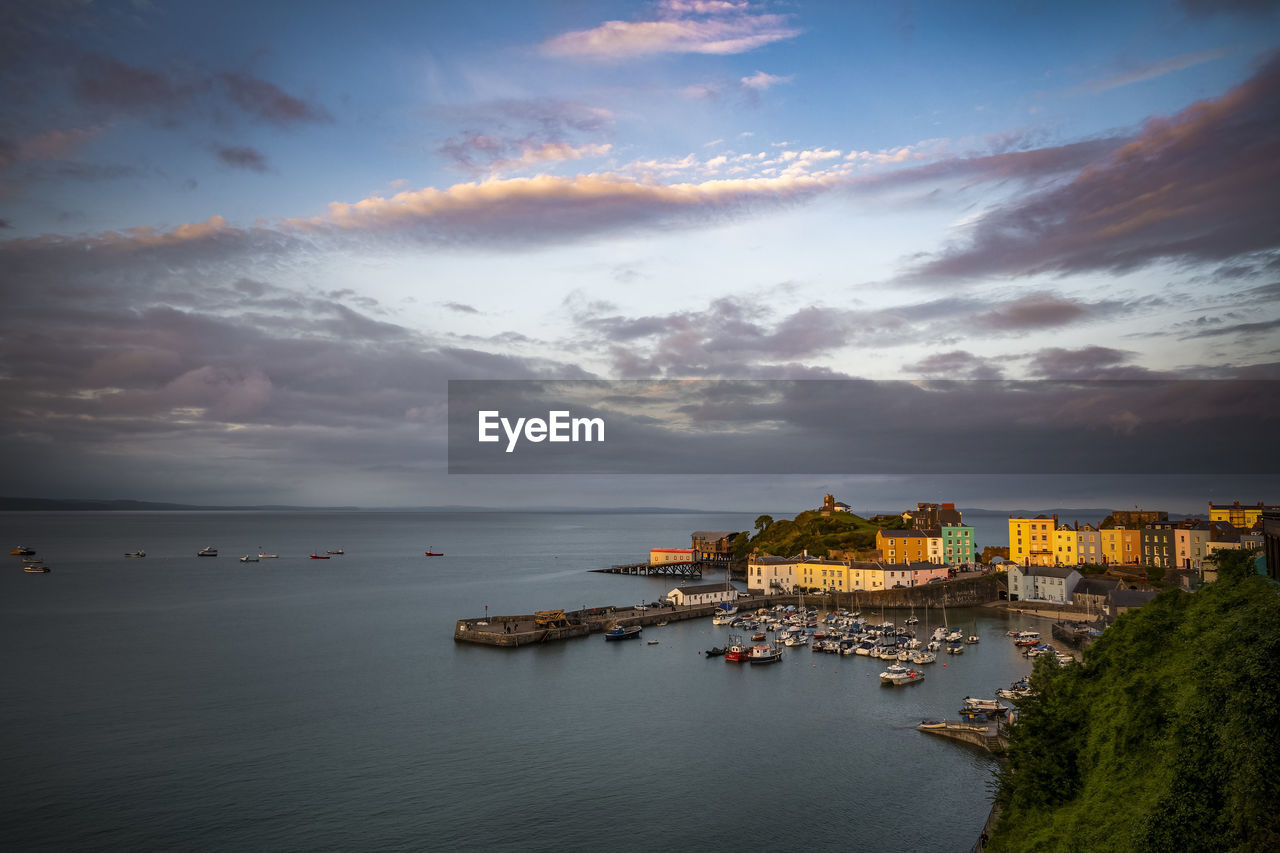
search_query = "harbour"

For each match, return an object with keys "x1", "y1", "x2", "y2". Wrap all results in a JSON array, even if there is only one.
[{"x1": 2, "y1": 509, "x2": 1027, "y2": 851}]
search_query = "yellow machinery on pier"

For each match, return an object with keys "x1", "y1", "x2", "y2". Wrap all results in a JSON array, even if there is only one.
[{"x1": 534, "y1": 609, "x2": 571, "y2": 629}]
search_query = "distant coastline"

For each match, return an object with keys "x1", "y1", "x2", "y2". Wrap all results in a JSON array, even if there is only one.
[{"x1": 0, "y1": 497, "x2": 707, "y2": 513}]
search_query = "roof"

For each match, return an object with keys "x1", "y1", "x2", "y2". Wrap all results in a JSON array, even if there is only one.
[
  {"x1": 672, "y1": 583, "x2": 738, "y2": 595},
  {"x1": 651, "y1": 548, "x2": 693, "y2": 553},
  {"x1": 1014, "y1": 565, "x2": 1078, "y2": 579},
  {"x1": 1074, "y1": 576, "x2": 1121, "y2": 596},
  {"x1": 880, "y1": 528, "x2": 928, "y2": 538},
  {"x1": 1109, "y1": 589, "x2": 1159, "y2": 608}
]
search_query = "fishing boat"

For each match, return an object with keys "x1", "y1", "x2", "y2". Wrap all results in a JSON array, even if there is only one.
[
  {"x1": 124, "y1": 550, "x2": 146, "y2": 558},
  {"x1": 604, "y1": 625, "x2": 642, "y2": 641},
  {"x1": 240, "y1": 555, "x2": 259, "y2": 563},
  {"x1": 326, "y1": 547, "x2": 344, "y2": 555},
  {"x1": 11, "y1": 546, "x2": 36, "y2": 556},
  {"x1": 724, "y1": 634, "x2": 750, "y2": 662},
  {"x1": 425, "y1": 549, "x2": 444, "y2": 556},
  {"x1": 24, "y1": 563, "x2": 51, "y2": 573},
  {"x1": 705, "y1": 646, "x2": 725, "y2": 658},
  {"x1": 747, "y1": 642, "x2": 783, "y2": 664},
  {"x1": 197, "y1": 546, "x2": 217, "y2": 557},
  {"x1": 310, "y1": 552, "x2": 331, "y2": 560}
]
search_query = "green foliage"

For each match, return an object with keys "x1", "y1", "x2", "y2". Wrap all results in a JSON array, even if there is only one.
[
  {"x1": 1207, "y1": 547, "x2": 1261, "y2": 582},
  {"x1": 988, "y1": 576, "x2": 1280, "y2": 852},
  {"x1": 730, "y1": 531, "x2": 751, "y2": 561},
  {"x1": 747, "y1": 509, "x2": 896, "y2": 558},
  {"x1": 754, "y1": 514, "x2": 773, "y2": 532}
]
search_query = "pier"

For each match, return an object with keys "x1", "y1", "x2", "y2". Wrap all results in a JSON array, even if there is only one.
[
  {"x1": 919, "y1": 720, "x2": 1008, "y2": 753},
  {"x1": 454, "y1": 600, "x2": 730, "y2": 647},
  {"x1": 591, "y1": 559, "x2": 720, "y2": 578}
]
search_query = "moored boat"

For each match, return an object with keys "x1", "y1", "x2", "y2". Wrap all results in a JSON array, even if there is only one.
[
  {"x1": 919, "y1": 720, "x2": 946, "y2": 729},
  {"x1": 880, "y1": 664, "x2": 925, "y2": 686},
  {"x1": 705, "y1": 646, "x2": 725, "y2": 658},
  {"x1": 604, "y1": 625, "x2": 642, "y2": 641},
  {"x1": 724, "y1": 634, "x2": 750, "y2": 662},
  {"x1": 197, "y1": 546, "x2": 217, "y2": 557},
  {"x1": 747, "y1": 643, "x2": 783, "y2": 664},
  {"x1": 24, "y1": 563, "x2": 51, "y2": 573},
  {"x1": 310, "y1": 552, "x2": 330, "y2": 559},
  {"x1": 240, "y1": 555, "x2": 259, "y2": 563},
  {"x1": 258, "y1": 548, "x2": 278, "y2": 559},
  {"x1": 11, "y1": 546, "x2": 36, "y2": 556},
  {"x1": 326, "y1": 547, "x2": 344, "y2": 555},
  {"x1": 425, "y1": 548, "x2": 444, "y2": 556},
  {"x1": 124, "y1": 550, "x2": 146, "y2": 558}
]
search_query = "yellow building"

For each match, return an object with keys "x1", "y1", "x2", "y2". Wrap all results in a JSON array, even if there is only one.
[
  {"x1": 875, "y1": 529, "x2": 929, "y2": 564},
  {"x1": 1208, "y1": 501, "x2": 1276, "y2": 528},
  {"x1": 1053, "y1": 524, "x2": 1077, "y2": 566},
  {"x1": 1008, "y1": 515, "x2": 1057, "y2": 566},
  {"x1": 1100, "y1": 527, "x2": 1139, "y2": 565},
  {"x1": 795, "y1": 557, "x2": 853, "y2": 592}
]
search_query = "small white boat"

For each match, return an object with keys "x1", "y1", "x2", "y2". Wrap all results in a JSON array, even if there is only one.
[
  {"x1": 258, "y1": 549, "x2": 278, "y2": 559},
  {"x1": 197, "y1": 546, "x2": 217, "y2": 557},
  {"x1": 240, "y1": 555, "x2": 259, "y2": 563}
]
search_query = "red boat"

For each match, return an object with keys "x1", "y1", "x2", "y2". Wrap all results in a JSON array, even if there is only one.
[
  {"x1": 310, "y1": 553, "x2": 330, "y2": 560},
  {"x1": 724, "y1": 634, "x2": 750, "y2": 662},
  {"x1": 425, "y1": 550, "x2": 444, "y2": 556}
]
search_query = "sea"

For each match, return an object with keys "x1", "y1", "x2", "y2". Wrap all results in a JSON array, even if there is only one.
[{"x1": 0, "y1": 510, "x2": 1039, "y2": 852}]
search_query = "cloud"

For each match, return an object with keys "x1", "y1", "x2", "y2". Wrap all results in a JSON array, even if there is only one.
[
  {"x1": 68, "y1": 55, "x2": 330, "y2": 129},
  {"x1": 286, "y1": 172, "x2": 836, "y2": 246},
  {"x1": 903, "y1": 350, "x2": 1006, "y2": 380},
  {"x1": 908, "y1": 52, "x2": 1280, "y2": 281},
  {"x1": 1084, "y1": 47, "x2": 1231, "y2": 93},
  {"x1": 740, "y1": 70, "x2": 793, "y2": 91},
  {"x1": 444, "y1": 302, "x2": 480, "y2": 314},
  {"x1": 215, "y1": 144, "x2": 269, "y2": 172},
  {"x1": 541, "y1": 2, "x2": 800, "y2": 59},
  {"x1": 970, "y1": 292, "x2": 1093, "y2": 331},
  {"x1": 217, "y1": 72, "x2": 332, "y2": 127},
  {"x1": 1023, "y1": 346, "x2": 1158, "y2": 379}
]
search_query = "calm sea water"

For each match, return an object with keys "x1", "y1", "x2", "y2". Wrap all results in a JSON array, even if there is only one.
[{"x1": 0, "y1": 511, "x2": 1037, "y2": 852}]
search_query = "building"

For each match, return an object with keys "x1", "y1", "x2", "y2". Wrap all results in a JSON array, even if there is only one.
[
  {"x1": 1107, "y1": 588, "x2": 1158, "y2": 617},
  {"x1": 1053, "y1": 524, "x2": 1078, "y2": 566},
  {"x1": 1208, "y1": 501, "x2": 1279, "y2": 528},
  {"x1": 1006, "y1": 564, "x2": 1081, "y2": 603},
  {"x1": 938, "y1": 524, "x2": 975, "y2": 565},
  {"x1": 1111, "y1": 509, "x2": 1168, "y2": 527},
  {"x1": 667, "y1": 583, "x2": 738, "y2": 607},
  {"x1": 818, "y1": 493, "x2": 851, "y2": 515},
  {"x1": 910, "y1": 562, "x2": 949, "y2": 585},
  {"x1": 1073, "y1": 575, "x2": 1122, "y2": 614},
  {"x1": 1173, "y1": 521, "x2": 1211, "y2": 573},
  {"x1": 1009, "y1": 515, "x2": 1058, "y2": 566},
  {"x1": 908, "y1": 502, "x2": 962, "y2": 530},
  {"x1": 1099, "y1": 526, "x2": 1139, "y2": 566},
  {"x1": 795, "y1": 556, "x2": 856, "y2": 592},
  {"x1": 746, "y1": 554, "x2": 800, "y2": 594},
  {"x1": 1261, "y1": 510, "x2": 1280, "y2": 582},
  {"x1": 876, "y1": 528, "x2": 930, "y2": 564},
  {"x1": 691, "y1": 531, "x2": 738, "y2": 562},
  {"x1": 1076, "y1": 524, "x2": 1101, "y2": 565},
  {"x1": 1140, "y1": 521, "x2": 1176, "y2": 573},
  {"x1": 650, "y1": 548, "x2": 693, "y2": 565}
]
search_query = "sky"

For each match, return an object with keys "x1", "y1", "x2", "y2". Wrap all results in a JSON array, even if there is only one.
[{"x1": 1, "y1": 0, "x2": 1278, "y2": 514}]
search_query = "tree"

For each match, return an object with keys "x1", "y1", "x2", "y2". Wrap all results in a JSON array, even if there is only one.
[
  {"x1": 754, "y1": 514, "x2": 773, "y2": 533},
  {"x1": 1206, "y1": 547, "x2": 1261, "y2": 583}
]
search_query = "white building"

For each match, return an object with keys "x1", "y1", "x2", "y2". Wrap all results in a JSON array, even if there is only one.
[
  {"x1": 668, "y1": 583, "x2": 739, "y2": 607},
  {"x1": 746, "y1": 554, "x2": 802, "y2": 593},
  {"x1": 1007, "y1": 565, "x2": 1081, "y2": 603}
]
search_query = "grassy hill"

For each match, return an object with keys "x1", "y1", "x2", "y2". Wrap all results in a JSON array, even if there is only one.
[
  {"x1": 990, "y1": 564, "x2": 1280, "y2": 851},
  {"x1": 747, "y1": 510, "x2": 908, "y2": 558}
]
